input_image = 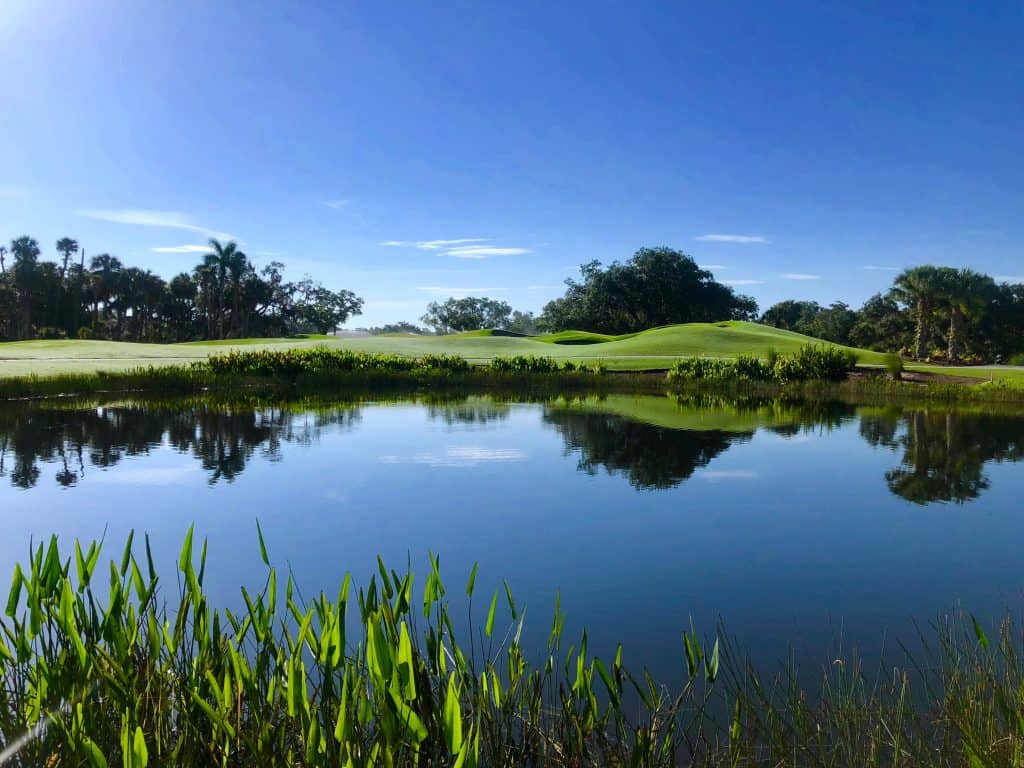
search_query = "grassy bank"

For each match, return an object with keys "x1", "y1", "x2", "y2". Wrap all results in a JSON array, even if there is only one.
[
  {"x1": 0, "y1": 348, "x2": 640, "y2": 401},
  {"x1": 1, "y1": 528, "x2": 1021, "y2": 767},
  {"x1": 0, "y1": 322, "x2": 891, "y2": 377},
  {"x1": 2, "y1": 345, "x2": 1024, "y2": 405}
]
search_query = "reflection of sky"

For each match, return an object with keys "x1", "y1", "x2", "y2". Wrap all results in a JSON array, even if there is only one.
[{"x1": 2, "y1": 403, "x2": 1024, "y2": 685}]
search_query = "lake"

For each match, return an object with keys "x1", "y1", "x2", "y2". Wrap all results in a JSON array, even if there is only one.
[{"x1": 2, "y1": 393, "x2": 1023, "y2": 683}]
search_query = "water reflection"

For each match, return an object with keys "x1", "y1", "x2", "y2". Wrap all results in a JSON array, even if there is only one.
[
  {"x1": 0, "y1": 404, "x2": 360, "y2": 488},
  {"x1": 543, "y1": 409, "x2": 748, "y2": 489},
  {"x1": 860, "y1": 408, "x2": 1024, "y2": 504},
  {"x1": 2, "y1": 396, "x2": 1024, "y2": 503}
]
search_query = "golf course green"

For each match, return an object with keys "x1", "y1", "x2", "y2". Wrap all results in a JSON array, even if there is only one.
[{"x1": 1, "y1": 320, "x2": 1022, "y2": 382}]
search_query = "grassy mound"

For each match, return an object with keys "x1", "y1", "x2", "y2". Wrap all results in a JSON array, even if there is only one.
[{"x1": 3, "y1": 321, "x2": 1010, "y2": 378}]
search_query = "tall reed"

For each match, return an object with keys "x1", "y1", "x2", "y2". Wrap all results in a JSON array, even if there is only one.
[{"x1": 1, "y1": 529, "x2": 1022, "y2": 766}]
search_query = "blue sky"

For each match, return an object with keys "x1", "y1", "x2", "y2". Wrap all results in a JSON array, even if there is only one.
[{"x1": 1, "y1": 1, "x2": 1022, "y2": 327}]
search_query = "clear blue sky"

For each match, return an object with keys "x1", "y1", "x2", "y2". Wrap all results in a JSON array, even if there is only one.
[{"x1": 1, "y1": 1, "x2": 1021, "y2": 327}]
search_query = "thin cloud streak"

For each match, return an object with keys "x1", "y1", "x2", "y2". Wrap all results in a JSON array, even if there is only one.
[
  {"x1": 724, "y1": 279, "x2": 764, "y2": 286},
  {"x1": 864, "y1": 265, "x2": 899, "y2": 272},
  {"x1": 996, "y1": 275, "x2": 1024, "y2": 284},
  {"x1": 779, "y1": 273, "x2": 822, "y2": 280},
  {"x1": 322, "y1": 199, "x2": 352, "y2": 209},
  {"x1": 381, "y1": 238, "x2": 486, "y2": 250},
  {"x1": 444, "y1": 246, "x2": 530, "y2": 258},
  {"x1": 696, "y1": 234, "x2": 769, "y2": 244},
  {"x1": 699, "y1": 264, "x2": 727, "y2": 270},
  {"x1": 151, "y1": 244, "x2": 210, "y2": 254},
  {"x1": 79, "y1": 209, "x2": 234, "y2": 240}
]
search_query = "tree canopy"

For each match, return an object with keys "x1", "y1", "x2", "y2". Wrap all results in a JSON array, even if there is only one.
[
  {"x1": 0, "y1": 236, "x2": 363, "y2": 341},
  {"x1": 539, "y1": 247, "x2": 758, "y2": 334},
  {"x1": 421, "y1": 297, "x2": 513, "y2": 334}
]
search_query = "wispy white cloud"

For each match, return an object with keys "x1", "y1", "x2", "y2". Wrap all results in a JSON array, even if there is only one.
[
  {"x1": 696, "y1": 234, "x2": 769, "y2": 244},
  {"x1": 724, "y1": 279, "x2": 764, "y2": 286},
  {"x1": 779, "y1": 273, "x2": 822, "y2": 281},
  {"x1": 79, "y1": 209, "x2": 234, "y2": 240},
  {"x1": 251, "y1": 250, "x2": 287, "y2": 257},
  {"x1": 416, "y1": 286, "x2": 496, "y2": 296},
  {"x1": 527, "y1": 284, "x2": 556, "y2": 291},
  {"x1": 864, "y1": 265, "x2": 899, "y2": 272},
  {"x1": 381, "y1": 239, "x2": 531, "y2": 258},
  {"x1": 698, "y1": 264, "x2": 727, "y2": 270},
  {"x1": 152, "y1": 244, "x2": 210, "y2": 254},
  {"x1": 444, "y1": 246, "x2": 530, "y2": 259},
  {"x1": 322, "y1": 199, "x2": 352, "y2": 209},
  {"x1": 996, "y1": 275, "x2": 1024, "y2": 284},
  {"x1": 381, "y1": 238, "x2": 487, "y2": 250}
]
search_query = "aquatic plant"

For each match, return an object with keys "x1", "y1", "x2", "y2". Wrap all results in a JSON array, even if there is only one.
[{"x1": 667, "y1": 345, "x2": 857, "y2": 385}]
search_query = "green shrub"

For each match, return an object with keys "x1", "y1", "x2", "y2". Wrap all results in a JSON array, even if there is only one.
[
  {"x1": 412, "y1": 353, "x2": 471, "y2": 372},
  {"x1": 1009, "y1": 352, "x2": 1024, "y2": 366},
  {"x1": 489, "y1": 355, "x2": 561, "y2": 373},
  {"x1": 35, "y1": 326, "x2": 67, "y2": 340},
  {"x1": 668, "y1": 345, "x2": 857, "y2": 385},
  {"x1": 883, "y1": 353, "x2": 904, "y2": 381}
]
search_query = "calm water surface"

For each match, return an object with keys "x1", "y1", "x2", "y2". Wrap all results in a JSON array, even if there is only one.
[{"x1": 2, "y1": 394, "x2": 1023, "y2": 681}]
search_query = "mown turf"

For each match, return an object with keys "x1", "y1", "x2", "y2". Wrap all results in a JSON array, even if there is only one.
[{"x1": 3, "y1": 321, "x2": 1022, "y2": 381}]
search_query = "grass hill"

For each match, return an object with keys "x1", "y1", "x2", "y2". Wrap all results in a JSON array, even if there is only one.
[{"x1": 6, "y1": 321, "x2": 1021, "y2": 381}]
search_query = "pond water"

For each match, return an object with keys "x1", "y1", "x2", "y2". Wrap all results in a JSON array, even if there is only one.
[{"x1": 2, "y1": 393, "x2": 1023, "y2": 682}]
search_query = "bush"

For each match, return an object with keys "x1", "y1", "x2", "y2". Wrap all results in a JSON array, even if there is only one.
[
  {"x1": 489, "y1": 355, "x2": 561, "y2": 373},
  {"x1": 412, "y1": 353, "x2": 472, "y2": 372},
  {"x1": 667, "y1": 345, "x2": 857, "y2": 385},
  {"x1": 35, "y1": 326, "x2": 67, "y2": 340},
  {"x1": 883, "y1": 353, "x2": 904, "y2": 381},
  {"x1": 1009, "y1": 352, "x2": 1024, "y2": 366},
  {"x1": 76, "y1": 327, "x2": 95, "y2": 340}
]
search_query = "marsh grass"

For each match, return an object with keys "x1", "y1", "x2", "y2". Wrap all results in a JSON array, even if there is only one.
[{"x1": 1, "y1": 529, "x2": 1023, "y2": 766}]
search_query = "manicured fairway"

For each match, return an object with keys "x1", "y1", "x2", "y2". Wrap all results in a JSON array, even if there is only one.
[{"x1": 1, "y1": 320, "x2": 1022, "y2": 382}]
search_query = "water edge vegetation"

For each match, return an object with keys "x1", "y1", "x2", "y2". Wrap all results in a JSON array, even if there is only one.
[{"x1": 0, "y1": 528, "x2": 1022, "y2": 767}]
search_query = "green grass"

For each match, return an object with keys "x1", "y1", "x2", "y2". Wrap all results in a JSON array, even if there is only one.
[
  {"x1": 5, "y1": 527, "x2": 1024, "y2": 767},
  {"x1": 4, "y1": 322, "x2": 1024, "y2": 382}
]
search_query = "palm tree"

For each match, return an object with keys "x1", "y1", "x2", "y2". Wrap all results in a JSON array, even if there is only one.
[
  {"x1": 205, "y1": 239, "x2": 247, "y2": 338},
  {"x1": 940, "y1": 268, "x2": 995, "y2": 361},
  {"x1": 55, "y1": 237, "x2": 79, "y2": 280},
  {"x1": 10, "y1": 236, "x2": 41, "y2": 338},
  {"x1": 891, "y1": 265, "x2": 946, "y2": 359},
  {"x1": 89, "y1": 253, "x2": 123, "y2": 328}
]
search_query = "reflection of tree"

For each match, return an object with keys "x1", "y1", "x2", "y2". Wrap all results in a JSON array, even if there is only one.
[
  {"x1": 0, "y1": 404, "x2": 362, "y2": 489},
  {"x1": 861, "y1": 409, "x2": 1024, "y2": 504},
  {"x1": 427, "y1": 400, "x2": 512, "y2": 426},
  {"x1": 543, "y1": 410, "x2": 750, "y2": 490}
]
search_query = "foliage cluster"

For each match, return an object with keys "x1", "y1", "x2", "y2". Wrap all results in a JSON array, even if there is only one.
[
  {"x1": 206, "y1": 348, "x2": 473, "y2": 377},
  {"x1": 539, "y1": 247, "x2": 758, "y2": 334},
  {"x1": 666, "y1": 345, "x2": 857, "y2": 385},
  {"x1": 488, "y1": 355, "x2": 606, "y2": 374},
  {"x1": 0, "y1": 237, "x2": 363, "y2": 343},
  {"x1": 760, "y1": 266, "x2": 1024, "y2": 363}
]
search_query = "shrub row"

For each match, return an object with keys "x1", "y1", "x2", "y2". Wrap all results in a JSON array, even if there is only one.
[
  {"x1": 488, "y1": 354, "x2": 606, "y2": 374},
  {"x1": 205, "y1": 348, "x2": 607, "y2": 379},
  {"x1": 667, "y1": 345, "x2": 858, "y2": 385},
  {"x1": 206, "y1": 348, "x2": 472, "y2": 376}
]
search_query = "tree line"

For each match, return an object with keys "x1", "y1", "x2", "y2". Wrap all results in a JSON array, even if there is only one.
[
  {"x1": 393, "y1": 248, "x2": 756, "y2": 336},
  {"x1": 760, "y1": 266, "x2": 1024, "y2": 362},
  {"x1": 0, "y1": 236, "x2": 363, "y2": 341}
]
